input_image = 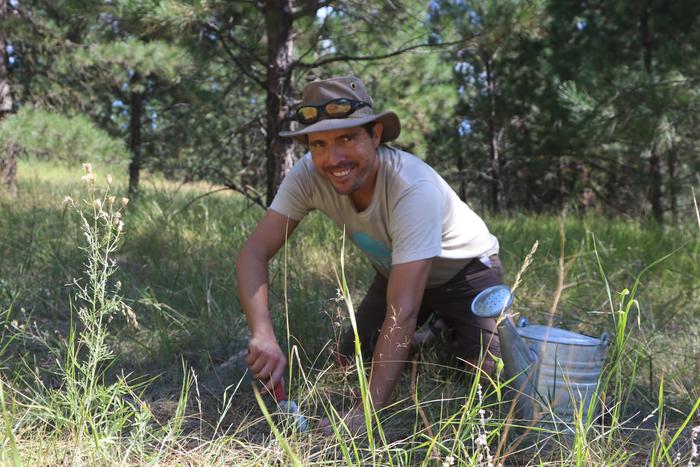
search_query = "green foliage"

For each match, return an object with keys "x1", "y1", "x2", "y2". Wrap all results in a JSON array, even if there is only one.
[
  {"x1": 64, "y1": 39, "x2": 194, "y2": 86},
  {"x1": 0, "y1": 108, "x2": 129, "y2": 166}
]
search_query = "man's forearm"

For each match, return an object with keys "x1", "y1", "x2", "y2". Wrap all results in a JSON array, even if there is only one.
[
  {"x1": 367, "y1": 307, "x2": 419, "y2": 409},
  {"x1": 365, "y1": 259, "x2": 432, "y2": 409},
  {"x1": 237, "y1": 246, "x2": 275, "y2": 338}
]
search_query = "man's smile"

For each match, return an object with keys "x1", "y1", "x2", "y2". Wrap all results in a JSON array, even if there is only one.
[{"x1": 329, "y1": 165, "x2": 354, "y2": 179}]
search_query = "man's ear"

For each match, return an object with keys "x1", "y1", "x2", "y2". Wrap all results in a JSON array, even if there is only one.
[{"x1": 372, "y1": 121, "x2": 384, "y2": 147}]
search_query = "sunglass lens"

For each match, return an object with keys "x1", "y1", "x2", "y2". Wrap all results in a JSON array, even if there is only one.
[
  {"x1": 325, "y1": 99, "x2": 352, "y2": 117},
  {"x1": 297, "y1": 107, "x2": 318, "y2": 123}
]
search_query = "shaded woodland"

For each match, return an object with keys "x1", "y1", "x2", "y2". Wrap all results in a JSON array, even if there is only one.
[{"x1": 2, "y1": 0, "x2": 699, "y2": 221}]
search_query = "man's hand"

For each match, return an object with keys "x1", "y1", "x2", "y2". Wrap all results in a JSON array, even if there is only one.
[
  {"x1": 319, "y1": 406, "x2": 366, "y2": 436},
  {"x1": 237, "y1": 210, "x2": 299, "y2": 391},
  {"x1": 247, "y1": 334, "x2": 286, "y2": 391}
]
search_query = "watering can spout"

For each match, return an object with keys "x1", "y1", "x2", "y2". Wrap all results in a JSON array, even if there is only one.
[
  {"x1": 495, "y1": 316, "x2": 539, "y2": 419},
  {"x1": 472, "y1": 285, "x2": 539, "y2": 420}
]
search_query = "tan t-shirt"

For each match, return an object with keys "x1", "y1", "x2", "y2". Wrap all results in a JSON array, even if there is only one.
[{"x1": 269, "y1": 145, "x2": 499, "y2": 287}]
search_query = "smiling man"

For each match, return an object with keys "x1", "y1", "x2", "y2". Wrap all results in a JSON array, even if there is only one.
[{"x1": 237, "y1": 76, "x2": 504, "y2": 433}]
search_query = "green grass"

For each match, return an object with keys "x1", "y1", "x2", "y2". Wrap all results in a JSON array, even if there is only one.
[{"x1": 0, "y1": 159, "x2": 699, "y2": 464}]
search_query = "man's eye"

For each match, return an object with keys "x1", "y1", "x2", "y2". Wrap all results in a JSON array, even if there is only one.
[{"x1": 340, "y1": 135, "x2": 353, "y2": 143}]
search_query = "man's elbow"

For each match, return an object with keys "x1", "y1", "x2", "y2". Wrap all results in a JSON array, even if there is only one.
[{"x1": 237, "y1": 240, "x2": 261, "y2": 276}]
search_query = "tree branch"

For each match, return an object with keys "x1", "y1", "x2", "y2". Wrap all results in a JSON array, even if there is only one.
[
  {"x1": 223, "y1": 179, "x2": 267, "y2": 209},
  {"x1": 294, "y1": 35, "x2": 479, "y2": 69},
  {"x1": 205, "y1": 23, "x2": 266, "y2": 90}
]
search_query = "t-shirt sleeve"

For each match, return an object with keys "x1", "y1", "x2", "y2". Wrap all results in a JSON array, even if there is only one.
[
  {"x1": 268, "y1": 156, "x2": 316, "y2": 221},
  {"x1": 390, "y1": 180, "x2": 443, "y2": 265}
]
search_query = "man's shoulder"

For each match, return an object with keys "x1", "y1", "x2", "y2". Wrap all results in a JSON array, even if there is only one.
[{"x1": 379, "y1": 146, "x2": 440, "y2": 186}]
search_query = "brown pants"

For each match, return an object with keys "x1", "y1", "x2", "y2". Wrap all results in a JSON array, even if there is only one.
[{"x1": 337, "y1": 255, "x2": 503, "y2": 362}]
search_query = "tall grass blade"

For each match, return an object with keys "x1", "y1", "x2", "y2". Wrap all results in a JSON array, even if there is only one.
[
  {"x1": 252, "y1": 385, "x2": 302, "y2": 467},
  {"x1": 0, "y1": 375, "x2": 21, "y2": 466}
]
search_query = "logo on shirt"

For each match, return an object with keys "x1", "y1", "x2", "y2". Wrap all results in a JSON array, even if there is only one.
[{"x1": 351, "y1": 232, "x2": 392, "y2": 271}]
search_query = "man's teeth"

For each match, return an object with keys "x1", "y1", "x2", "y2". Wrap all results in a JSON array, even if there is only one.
[{"x1": 332, "y1": 168, "x2": 351, "y2": 177}]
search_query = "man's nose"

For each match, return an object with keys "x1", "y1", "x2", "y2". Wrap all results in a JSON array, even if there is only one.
[{"x1": 329, "y1": 144, "x2": 346, "y2": 165}]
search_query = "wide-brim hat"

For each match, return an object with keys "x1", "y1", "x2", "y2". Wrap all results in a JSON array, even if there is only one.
[{"x1": 279, "y1": 76, "x2": 401, "y2": 144}]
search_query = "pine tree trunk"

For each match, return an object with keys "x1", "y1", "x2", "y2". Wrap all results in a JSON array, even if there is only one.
[
  {"x1": 456, "y1": 149, "x2": 466, "y2": 202},
  {"x1": 484, "y1": 56, "x2": 500, "y2": 213},
  {"x1": 667, "y1": 146, "x2": 677, "y2": 223},
  {"x1": 264, "y1": 0, "x2": 296, "y2": 206},
  {"x1": 648, "y1": 147, "x2": 663, "y2": 223},
  {"x1": 128, "y1": 72, "x2": 143, "y2": 194},
  {"x1": 0, "y1": 0, "x2": 17, "y2": 197},
  {"x1": 639, "y1": 1, "x2": 664, "y2": 224}
]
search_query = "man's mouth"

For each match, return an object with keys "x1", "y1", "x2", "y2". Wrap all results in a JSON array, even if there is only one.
[{"x1": 330, "y1": 167, "x2": 353, "y2": 178}]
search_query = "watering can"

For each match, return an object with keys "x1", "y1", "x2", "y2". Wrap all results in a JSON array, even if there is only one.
[{"x1": 471, "y1": 285, "x2": 610, "y2": 424}]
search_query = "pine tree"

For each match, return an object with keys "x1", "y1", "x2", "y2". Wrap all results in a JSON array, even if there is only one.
[{"x1": 0, "y1": 0, "x2": 17, "y2": 196}]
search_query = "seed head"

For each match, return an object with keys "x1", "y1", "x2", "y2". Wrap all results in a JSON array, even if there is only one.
[
  {"x1": 121, "y1": 197, "x2": 129, "y2": 208},
  {"x1": 82, "y1": 163, "x2": 93, "y2": 174},
  {"x1": 62, "y1": 196, "x2": 75, "y2": 207},
  {"x1": 81, "y1": 172, "x2": 96, "y2": 185},
  {"x1": 106, "y1": 174, "x2": 113, "y2": 185}
]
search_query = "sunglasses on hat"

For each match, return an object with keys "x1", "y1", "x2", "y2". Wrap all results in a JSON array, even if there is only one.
[{"x1": 295, "y1": 98, "x2": 372, "y2": 125}]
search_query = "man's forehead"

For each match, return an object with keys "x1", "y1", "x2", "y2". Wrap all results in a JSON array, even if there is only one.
[{"x1": 307, "y1": 126, "x2": 363, "y2": 142}]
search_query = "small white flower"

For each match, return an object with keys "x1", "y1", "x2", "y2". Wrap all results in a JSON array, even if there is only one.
[
  {"x1": 121, "y1": 197, "x2": 129, "y2": 208},
  {"x1": 442, "y1": 456, "x2": 455, "y2": 467},
  {"x1": 82, "y1": 163, "x2": 93, "y2": 173},
  {"x1": 62, "y1": 196, "x2": 74, "y2": 207},
  {"x1": 106, "y1": 174, "x2": 113, "y2": 185}
]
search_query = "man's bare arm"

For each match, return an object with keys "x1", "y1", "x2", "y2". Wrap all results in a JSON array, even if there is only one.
[
  {"x1": 237, "y1": 210, "x2": 299, "y2": 390},
  {"x1": 367, "y1": 258, "x2": 433, "y2": 409}
]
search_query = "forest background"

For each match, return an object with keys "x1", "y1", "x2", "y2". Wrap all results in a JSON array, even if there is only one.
[{"x1": 1, "y1": 0, "x2": 700, "y2": 465}]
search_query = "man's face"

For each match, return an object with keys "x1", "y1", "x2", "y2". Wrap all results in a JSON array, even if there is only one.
[{"x1": 307, "y1": 123, "x2": 383, "y2": 196}]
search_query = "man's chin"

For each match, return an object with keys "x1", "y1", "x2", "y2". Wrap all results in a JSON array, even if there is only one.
[
  {"x1": 331, "y1": 186, "x2": 352, "y2": 195},
  {"x1": 331, "y1": 183, "x2": 358, "y2": 196}
]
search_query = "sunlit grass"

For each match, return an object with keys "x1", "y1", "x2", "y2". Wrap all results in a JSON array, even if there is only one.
[{"x1": 1, "y1": 160, "x2": 699, "y2": 464}]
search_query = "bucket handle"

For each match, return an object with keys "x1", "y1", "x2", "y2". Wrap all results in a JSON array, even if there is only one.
[
  {"x1": 600, "y1": 331, "x2": 611, "y2": 348},
  {"x1": 517, "y1": 316, "x2": 528, "y2": 328}
]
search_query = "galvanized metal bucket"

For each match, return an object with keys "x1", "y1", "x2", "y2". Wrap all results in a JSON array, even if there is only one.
[
  {"x1": 471, "y1": 285, "x2": 610, "y2": 427},
  {"x1": 516, "y1": 317, "x2": 610, "y2": 423}
]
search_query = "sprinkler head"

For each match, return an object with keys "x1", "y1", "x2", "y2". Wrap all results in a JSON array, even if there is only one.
[{"x1": 471, "y1": 285, "x2": 513, "y2": 318}]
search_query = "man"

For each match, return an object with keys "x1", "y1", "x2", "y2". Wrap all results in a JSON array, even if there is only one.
[{"x1": 237, "y1": 76, "x2": 503, "y2": 432}]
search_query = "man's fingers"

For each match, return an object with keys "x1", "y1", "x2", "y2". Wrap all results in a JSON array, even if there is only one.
[
  {"x1": 256, "y1": 360, "x2": 275, "y2": 382},
  {"x1": 270, "y1": 365, "x2": 285, "y2": 389},
  {"x1": 248, "y1": 352, "x2": 265, "y2": 375},
  {"x1": 261, "y1": 361, "x2": 287, "y2": 392},
  {"x1": 246, "y1": 338, "x2": 287, "y2": 390}
]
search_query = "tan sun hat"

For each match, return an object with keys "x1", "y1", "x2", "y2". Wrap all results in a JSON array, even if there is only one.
[{"x1": 279, "y1": 76, "x2": 401, "y2": 144}]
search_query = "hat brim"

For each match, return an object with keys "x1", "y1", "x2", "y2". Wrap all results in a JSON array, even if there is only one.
[{"x1": 279, "y1": 111, "x2": 400, "y2": 145}]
